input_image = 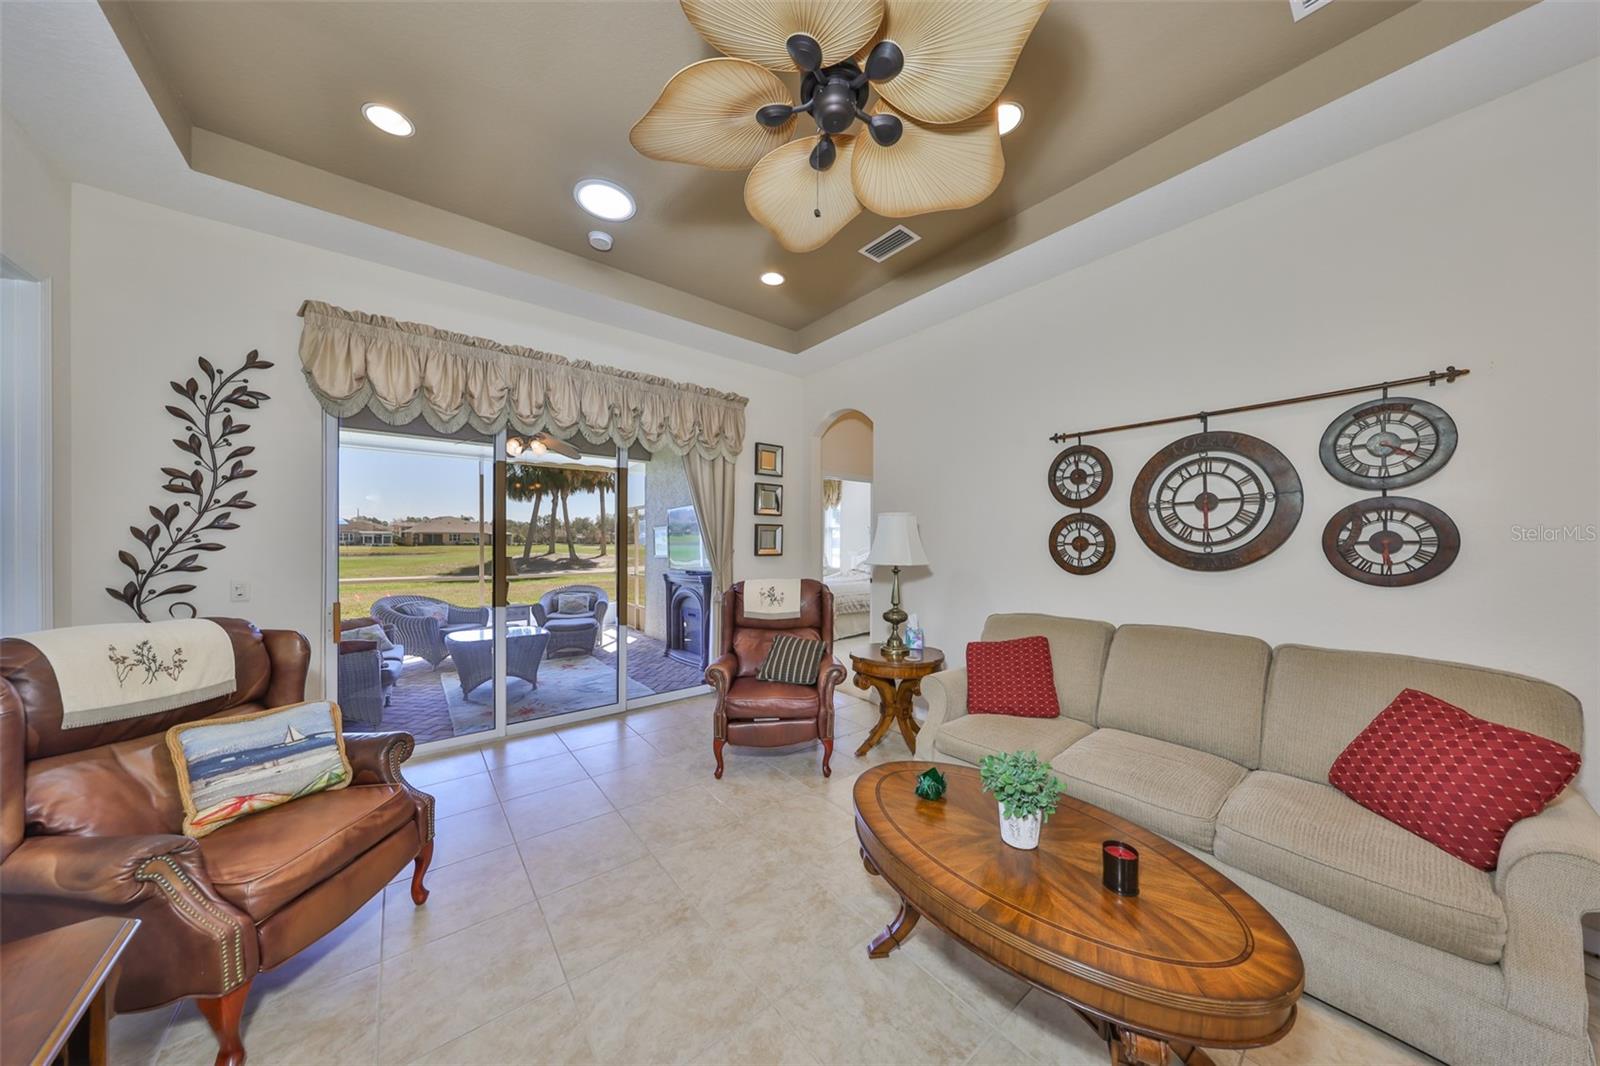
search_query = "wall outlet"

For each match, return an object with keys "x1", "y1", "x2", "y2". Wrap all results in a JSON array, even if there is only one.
[{"x1": 229, "y1": 582, "x2": 250, "y2": 603}]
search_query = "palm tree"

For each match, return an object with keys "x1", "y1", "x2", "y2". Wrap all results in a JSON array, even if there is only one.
[
  {"x1": 505, "y1": 464, "x2": 554, "y2": 564},
  {"x1": 536, "y1": 467, "x2": 571, "y2": 556},
  {"x1": 558, "y1": 474, "x2": 578, "y2": 561},
  {"x1": 567, "y1": 469, "x2": 617, "y2": 557}
]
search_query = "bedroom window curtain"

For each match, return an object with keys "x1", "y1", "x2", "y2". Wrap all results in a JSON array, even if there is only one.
[{"x1": 296, "y1": 301, "x2": 747, "y2": 462}]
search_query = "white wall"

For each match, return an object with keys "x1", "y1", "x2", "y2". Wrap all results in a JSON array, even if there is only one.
[
  {"x1": 806, "y1": 60, "x2": 1600, "y2": 793},
  {"x1": 1, "y1": 111, "x2": 71, "y2": 627},
  {"x1": 69, "y1": 187, "x2": 812, "y2": 692}
]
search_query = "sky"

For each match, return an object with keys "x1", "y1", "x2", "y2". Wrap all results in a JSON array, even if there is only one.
[{"x1": 339, "y1": 447, "x2": 607, "y2": 524}]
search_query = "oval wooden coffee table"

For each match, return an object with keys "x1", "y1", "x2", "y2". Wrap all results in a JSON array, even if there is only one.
[{"x1": 854, "y1": 763, "x2": 1303, "y2": 1066}]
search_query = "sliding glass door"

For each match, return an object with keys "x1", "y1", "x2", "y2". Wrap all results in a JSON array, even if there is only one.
[
  {"x1": 501, "y1": 451, "x2": 621, "y2": 726},
  {"x1": 336, "y1": 427, "x2": 497, "y2": 745},
  {"x1": 625, "y1": 452, "x2": 713, "y2": 703},
  {"x1": 332, "y1": 421, "x2": 709, "y2": 751}
]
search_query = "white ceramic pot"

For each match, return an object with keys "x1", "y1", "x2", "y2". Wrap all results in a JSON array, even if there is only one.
[{"x1": 998, "y1": 806, "x2": 1042, "y2": 850}]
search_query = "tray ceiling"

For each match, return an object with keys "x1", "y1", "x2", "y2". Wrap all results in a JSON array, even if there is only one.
[{"x1": 105, "y1": 0, "x2": 1527, "y2": 351}]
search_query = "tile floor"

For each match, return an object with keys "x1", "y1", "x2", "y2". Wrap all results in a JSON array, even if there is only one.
[{"x1": 110, "y1": 692, "x2": 1600, "y2": 1065}]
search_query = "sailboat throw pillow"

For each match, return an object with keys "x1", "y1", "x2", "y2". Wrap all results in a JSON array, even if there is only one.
[{"x1": 166, "y1": 701, "x2": 353, "y2": 838}]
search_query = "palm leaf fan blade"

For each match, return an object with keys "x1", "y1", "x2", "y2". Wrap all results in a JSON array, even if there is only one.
[
  {"x1": 745, "y1": 135, "x2": 863, "y2": 252},
  {"x1": 680, "y1": 0, "x2": 886, "y2": 71},
  {"x1": 630, "y1": 58, "x2": 797, "y2": 170},
  {"x1": 851, "y1": 101, "x2": 1002, "y2": 217},
  {"x1": 535, "y1": 433, "x2": 582, "y2": 460},
  {"x1": 871, "y1": 0, "x2": 1047, "y2": 124}
]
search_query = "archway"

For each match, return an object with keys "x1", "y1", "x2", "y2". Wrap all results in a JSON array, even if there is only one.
[{"x1": 815, "y1": 410, "x2": 875, "y2": 654}]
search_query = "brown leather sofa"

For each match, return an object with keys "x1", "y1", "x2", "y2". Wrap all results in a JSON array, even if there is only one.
[
  {"x1": 706, "y1": 580, "x2": 846, "y2": 778},
  {"x1": 0, "y1": 619, "x2": 435, "y2": 1066}
]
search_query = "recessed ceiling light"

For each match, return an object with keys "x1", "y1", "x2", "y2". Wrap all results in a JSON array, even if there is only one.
[
  {"x1": 362, "y1": 103, "x2": 414, "y2": 137},
  {"x1": 760, "y1": 272, "x2": 785, "y2": 286},
  {"x1": 574, "y1": 179, "x2": 635, "y2": 222},
  {"x1": 997, "y1": 102, "x2": 1024, "y2": 136}
]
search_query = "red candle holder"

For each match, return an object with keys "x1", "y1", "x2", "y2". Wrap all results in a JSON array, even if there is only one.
[{"x1": 1102, "y1": 840, "x2": 1139, "y2": 897}]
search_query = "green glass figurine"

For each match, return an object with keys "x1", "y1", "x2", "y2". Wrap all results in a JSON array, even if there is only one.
[{"x1": 915, "y1": 766, "x2": 948, "y2": 801}]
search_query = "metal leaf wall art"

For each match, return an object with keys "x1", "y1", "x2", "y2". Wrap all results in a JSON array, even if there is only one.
[{"x1": 106, "y1": 350, "x2": 273, "y2": 621}]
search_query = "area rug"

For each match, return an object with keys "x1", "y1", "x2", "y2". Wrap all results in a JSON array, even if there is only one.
[{"x1": 441, "y1": 653, "x2": 652, "y2": 734}]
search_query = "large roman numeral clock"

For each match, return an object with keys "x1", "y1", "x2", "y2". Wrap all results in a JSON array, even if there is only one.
[{"x1": 1130, "y1": 431, "x2": 1303, "y2": 571}]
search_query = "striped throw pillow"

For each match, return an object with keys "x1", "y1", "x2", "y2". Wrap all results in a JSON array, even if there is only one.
[{"x1": 756, "y1": 634, "x2": 827, "y2": 686}]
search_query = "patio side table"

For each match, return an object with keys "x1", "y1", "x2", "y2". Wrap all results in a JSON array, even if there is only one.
[{"x1": 445, "y1": 626, "x2": 549, "y2": 698}]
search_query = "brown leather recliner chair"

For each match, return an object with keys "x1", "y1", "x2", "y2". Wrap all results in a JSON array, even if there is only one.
[
  {"x1": 706, "y1": 580, "x2": 846, "y2": 778},
  {"x1": 0, "y1": 618, "x2": 435, "y2": 1066}
]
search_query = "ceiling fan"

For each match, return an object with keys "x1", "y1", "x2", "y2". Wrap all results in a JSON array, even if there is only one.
[
  {"x1": 630, "y1": 0, "x2": 1047, "y2": 253},
  {"x1": 506, "y1": 432, "x2": 582, "y2": 461}
]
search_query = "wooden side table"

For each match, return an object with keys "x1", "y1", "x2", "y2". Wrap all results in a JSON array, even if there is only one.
[
  {"x1": 849, "y1": 645, "x2": 945, "y2": 757},
  {"x1": 1, "y1": 916, "x2": 139, "y2": 1066}
]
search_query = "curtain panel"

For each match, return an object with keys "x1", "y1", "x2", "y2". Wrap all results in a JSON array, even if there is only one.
[
  {"x1": 684, "y1": 455, "x2": 736, "y2": 596},
  {"x1": 297, "y1": 301, "x2": 748, "y2": 462}
]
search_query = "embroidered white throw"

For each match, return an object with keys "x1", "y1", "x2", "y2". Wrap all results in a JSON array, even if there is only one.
[
  {"x1": 744, "y1": 578, "x2": 802, "y2": 619},
  {"x1": 16, "y1": 619, "x2": 237, "y2": 729}
]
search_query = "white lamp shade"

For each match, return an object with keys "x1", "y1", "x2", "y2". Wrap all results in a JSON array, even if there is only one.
[{"x1": 865, "y1": 512, "x2": 929, "y2": 567}]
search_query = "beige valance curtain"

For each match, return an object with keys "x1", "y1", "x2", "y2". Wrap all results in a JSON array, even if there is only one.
[{"x1": 297, "y1": 300, "x2": 748, "y2": 462}]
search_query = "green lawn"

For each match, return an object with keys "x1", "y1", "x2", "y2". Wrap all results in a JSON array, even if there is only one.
[
  {"x1": 339, "y1": 543, "x2": 607, "y2": 579},
  {"x1": 339, "y1": 574, "x2": 622, "y2": 619},
  {"x1": 338, "y1": 545, "x2": 623, "y2": 618}
]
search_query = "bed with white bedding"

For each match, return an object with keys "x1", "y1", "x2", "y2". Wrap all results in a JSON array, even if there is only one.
[{"x1": 824, "y1": 566, "x2": 872, "y2": 638}]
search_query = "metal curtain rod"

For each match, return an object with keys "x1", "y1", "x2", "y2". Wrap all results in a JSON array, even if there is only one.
[{"x1": 1048, "y1": 365, "x2": 1470, "y2": 443}]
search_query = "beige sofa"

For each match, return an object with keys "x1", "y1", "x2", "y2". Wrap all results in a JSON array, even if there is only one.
[{"x1": 918, "y1": 614, "x2": 1599, "y2": 1066}]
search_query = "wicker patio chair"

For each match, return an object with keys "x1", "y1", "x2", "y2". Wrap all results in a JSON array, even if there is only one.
[
  {"x1": 373, "y1": 594, "x2": 489, "y2": 667},
  {"x1": 336, "y1": 637, "x2": 386, "y2": 729},
  {"x1": 531, "y1": 585, "x2": 609, "y2": 657},
  {"x1": 341, "y1": 615, "x2": 404, "y2": 704}
]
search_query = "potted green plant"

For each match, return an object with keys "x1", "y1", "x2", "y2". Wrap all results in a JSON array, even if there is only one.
[{"x1": 978, "y1": 750, "x2": 1063, "y2": 850}]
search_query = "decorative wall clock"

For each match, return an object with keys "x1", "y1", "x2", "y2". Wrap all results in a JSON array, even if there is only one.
[
  {"x1": 1319, "y1": 396, "x2": 1457, "y2": 490},
  {"x1": 1322, "y1": 496, "x2": 1459, "y2": 587},
  {"x1": 1047, "y1": 444, "x2": 1112, "y2": 508},
  {"x1": 1048, "y1": 513, "x2": 1115, "y2": 575},
  {"x1": 1130, "y1": 431, "x2": 1302, "y2": 571}
]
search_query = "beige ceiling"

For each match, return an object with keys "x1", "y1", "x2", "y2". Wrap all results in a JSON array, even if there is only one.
[{"x1": 107, "y1": 0, "x2": 1526, "y2": 350}]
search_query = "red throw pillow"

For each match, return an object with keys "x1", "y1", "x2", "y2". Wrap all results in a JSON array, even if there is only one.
[
  {"x1": 1328, "y1": 689, "x2": 1581, "y2": 869},
  {"x1": 966, "y1": 636, "x2": 1060, "y2": 719}
]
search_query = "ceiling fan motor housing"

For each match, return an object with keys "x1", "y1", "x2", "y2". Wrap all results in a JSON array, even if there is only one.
[
  {"x1": 779, "y1": 35, "x2": 902, "y2": 171},
  {"x1": 814, "y1": 79, "x2": 858, "y2": 134}
]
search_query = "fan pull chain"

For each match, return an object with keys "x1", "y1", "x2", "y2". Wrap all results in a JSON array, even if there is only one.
[{"x1": 814, "y1": 167, "x2": 821, "y2": 219}]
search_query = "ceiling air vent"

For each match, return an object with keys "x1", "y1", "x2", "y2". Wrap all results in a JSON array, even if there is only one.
[
  {"x1": 1289, "y1": 0, "x2": 1333, "y2": 21},
  {"x1": 859, "y1": 225, "x2": 922, "y2": 263}
]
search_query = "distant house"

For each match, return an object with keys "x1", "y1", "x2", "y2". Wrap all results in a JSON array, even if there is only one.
[
  {"x1": 338, "y1": 517, "x2": 394, "y2": 546},
  {"x1": 395, "y1": 517, "x2": 487, "y2": 546}
]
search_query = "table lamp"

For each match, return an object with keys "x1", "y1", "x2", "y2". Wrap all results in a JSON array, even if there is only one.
[{"x1": 865, "y1": 512, "x2": 929, "y2": 660}]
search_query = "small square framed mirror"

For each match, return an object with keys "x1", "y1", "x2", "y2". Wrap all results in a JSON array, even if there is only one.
[
  {"x1": 754, "y1": 482, "x2": 783, "y2": 516},
  {"x1": 754, "y1": 442, "x2": 784, "y2": 478},
  {"x1": 754, "y1": 523, "x2": 784, "y2": 556}
]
